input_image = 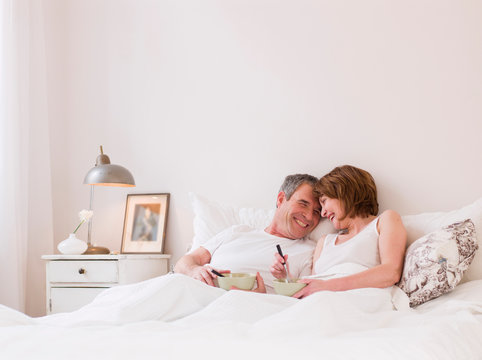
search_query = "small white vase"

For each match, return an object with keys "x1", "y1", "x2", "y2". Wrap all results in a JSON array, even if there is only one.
[{"x1": 57, "y1": 233, "x2": 88, "y2": 255}]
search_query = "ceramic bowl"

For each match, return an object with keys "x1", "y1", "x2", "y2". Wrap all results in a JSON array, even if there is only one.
[
  {"x1": 216, "y1": 273, "x2": 256, "y2": 291},
  {"x1": 273, "y1": 279, "x2": 307, "y2": 296}
]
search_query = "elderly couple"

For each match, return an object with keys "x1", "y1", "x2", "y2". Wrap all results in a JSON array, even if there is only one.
[{"x1": 175, "y1": 165, "x2": 407, "y2": 298}]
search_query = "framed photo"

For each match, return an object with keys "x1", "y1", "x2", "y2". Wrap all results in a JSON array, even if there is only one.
[{"x1": 121, "y1": 193, "x2": 170, "y2": 254}]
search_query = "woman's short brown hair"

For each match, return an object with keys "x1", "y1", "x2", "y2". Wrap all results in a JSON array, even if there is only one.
[{"x1": 315, "y1": 165, "x2": 379, "y2": 219}]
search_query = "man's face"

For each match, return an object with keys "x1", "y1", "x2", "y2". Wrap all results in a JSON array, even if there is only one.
[{"x1": 275, "y1": 183, "x2": 321, "y2": 239}]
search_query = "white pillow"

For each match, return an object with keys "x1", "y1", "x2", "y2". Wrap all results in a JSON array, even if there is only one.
[
  {"x1": 189, "y1": 192, "x2": 335, "y2": 250},
  {"x1": 401, "y1": 197, "x2": 482, "y2": 283}
]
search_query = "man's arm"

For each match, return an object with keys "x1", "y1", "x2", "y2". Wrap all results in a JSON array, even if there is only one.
[{"x1": 174, "y1": 247, "x2": 222, "y2": 286}]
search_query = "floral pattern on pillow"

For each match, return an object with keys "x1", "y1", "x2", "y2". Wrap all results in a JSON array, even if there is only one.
[{"x1": 397, "y1": 219, "x2": 478, "y2": 307}]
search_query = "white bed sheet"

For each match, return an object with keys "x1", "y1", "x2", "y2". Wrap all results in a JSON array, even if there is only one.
[{"x1": 1, "y1": 275, "x2": 481, "y2": 360}]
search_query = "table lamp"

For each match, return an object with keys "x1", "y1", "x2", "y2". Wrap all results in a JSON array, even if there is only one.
[{"x1": 83, "y1": 145, "x2": 135, "y2": 254}]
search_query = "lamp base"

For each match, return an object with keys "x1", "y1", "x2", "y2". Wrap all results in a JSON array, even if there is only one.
[{"x1": 83, "y1": 244, "x2": 110, "y2": 255}]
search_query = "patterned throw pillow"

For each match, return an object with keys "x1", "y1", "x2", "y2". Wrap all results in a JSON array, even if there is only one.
[{"x1": 397, "y1": 219, "x2": 478, "y2": 307}]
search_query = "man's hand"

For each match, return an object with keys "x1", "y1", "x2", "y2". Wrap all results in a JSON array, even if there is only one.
[
  {"x1": 270, "y1": 253, "x2": 290, "y2": 280},
  {"x1": 231, "y1": 272, "x2": 267, "y2": 293},
  {"x1": 191, "y1": 265, "x2": 230, "y2": 286},
  {"x1": 174, "y1": 247, "x2": 230, "y2": 286}
]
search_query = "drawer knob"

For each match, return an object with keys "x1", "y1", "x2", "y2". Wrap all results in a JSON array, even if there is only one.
[{"x1": 78, "y1": 268, "x2": 86, "y2": 274}]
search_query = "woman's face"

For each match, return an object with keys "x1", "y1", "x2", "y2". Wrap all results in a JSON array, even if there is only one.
[{"x1": 320, "y1": 195, "x2": 345, "y2": 229}]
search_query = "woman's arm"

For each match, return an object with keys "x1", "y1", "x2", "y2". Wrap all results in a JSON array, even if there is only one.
[
  {"x1": 294, "y1": 210, "x2": 407, "y2": 298},
  {"x1": 311, "y1": 235, "x2": 326, "y2": 275}
]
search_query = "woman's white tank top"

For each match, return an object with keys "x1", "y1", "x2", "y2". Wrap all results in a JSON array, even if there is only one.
[{"x1": 313, "y1": 217, "x2": 381, "y2": 275}]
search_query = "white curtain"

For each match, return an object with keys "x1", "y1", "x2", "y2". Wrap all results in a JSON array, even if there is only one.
[
  {"x1": 0, "y1": 0, "x2": 30, "y2": 312},
  {"x1": 0, "y1": 0, "x2": 53, "y2": 315}
]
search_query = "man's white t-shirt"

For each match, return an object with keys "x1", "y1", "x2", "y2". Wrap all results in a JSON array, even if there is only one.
[{"x1": 201, "y1": 225, "x2": 315, "y2": 293}]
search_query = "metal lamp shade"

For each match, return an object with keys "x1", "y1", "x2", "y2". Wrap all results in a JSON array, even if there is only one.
[
  {"x1": 83, "y1": 164, "x2": 135, "y2": 187},
  {"x1": 81, "y1": 146, "x2": 136, "y2": 255}
]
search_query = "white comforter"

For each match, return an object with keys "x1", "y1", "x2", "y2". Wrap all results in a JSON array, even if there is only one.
[{"x1": 1, "y1": 274, "x2": 482, "y2": 360}]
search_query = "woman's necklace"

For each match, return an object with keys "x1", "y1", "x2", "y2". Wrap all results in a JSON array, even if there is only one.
[{"x1": 337, "y1": 216, "x2": 376, "y2": 239}]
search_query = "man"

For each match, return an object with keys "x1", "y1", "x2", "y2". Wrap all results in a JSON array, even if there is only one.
[{"x1": 174, "y1": 174, "x2": 321, "y2": 293}]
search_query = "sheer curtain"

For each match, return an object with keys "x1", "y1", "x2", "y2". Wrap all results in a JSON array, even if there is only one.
[
  {"x1": 0, "y1": 0, "x2": 53, "y2": 315},
  {"x1": 0, "y1": 0, "x2": 30, "y2": 312}
]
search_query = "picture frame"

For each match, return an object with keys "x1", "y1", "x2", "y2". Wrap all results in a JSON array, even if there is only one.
[{"x1": 121, "y1": 193, "x2": 170, "y2": 254}]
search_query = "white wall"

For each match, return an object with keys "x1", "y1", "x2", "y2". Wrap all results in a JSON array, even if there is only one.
[{"x1": 32, "y1": 0, "x2": 482, "y2": 315}]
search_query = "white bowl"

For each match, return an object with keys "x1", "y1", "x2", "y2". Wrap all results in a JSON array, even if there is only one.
[
  {"x1": 216, "y1": 273, "x2": 256, "y2": 291},
  {"x1": 273, "y1": 279, "x2": 307, "y2": 296}
]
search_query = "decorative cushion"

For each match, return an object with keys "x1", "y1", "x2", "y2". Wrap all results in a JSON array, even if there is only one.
[
  {"x1": 401, "y1": 197, "x2": 482, "y2": 283},
  {"x1": 397, "y1": 219, "x2": 478, "y2": 307},
  {"x1": 188, "y1": 192, "x2": 335, "y2": 250}
]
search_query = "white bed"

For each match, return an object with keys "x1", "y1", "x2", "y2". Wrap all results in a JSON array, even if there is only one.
[
  {"x1": 0, "y1": 277, "x2": 481, "y2": 360},
  {"x1": 0, "y1": 196, "x2": 481, "y2": 360}
]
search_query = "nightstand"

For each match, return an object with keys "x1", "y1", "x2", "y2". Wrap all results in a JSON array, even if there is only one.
[{"x1": 41, "y1": 254, "x2": 171, "y2": 314}]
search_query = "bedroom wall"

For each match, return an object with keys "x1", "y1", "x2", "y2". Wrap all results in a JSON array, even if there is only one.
[{"x1": 30, "y1": 0, "x2": 482, "y2": 316}]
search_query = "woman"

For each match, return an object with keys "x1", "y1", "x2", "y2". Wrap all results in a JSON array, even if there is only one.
[{"x1": 271, "y1": 165, "x2": 407, "y2": 298}]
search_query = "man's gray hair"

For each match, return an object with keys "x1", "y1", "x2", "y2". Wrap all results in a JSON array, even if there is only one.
[{"x1": 279, "y1": 174, "x2": 318, "y2": 200}]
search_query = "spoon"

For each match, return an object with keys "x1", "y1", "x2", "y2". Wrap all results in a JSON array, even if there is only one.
[
  {"x1": 276, "y1": 244, "x2": 291, "y2": 283},
  {"x1": 210, "y1": 269, "x2": 225, "y2": 277}
]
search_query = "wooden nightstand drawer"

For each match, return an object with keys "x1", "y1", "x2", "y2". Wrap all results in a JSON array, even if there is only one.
[
  {"x1": 49, "y1": 260, "x2": 119, "y2": 283},
  {"x1": 42, "y1": 254, "x2": 171, "y2": 314},
  {"x1": 50, "y1": 287, "x2": 106, "y2": 313}
]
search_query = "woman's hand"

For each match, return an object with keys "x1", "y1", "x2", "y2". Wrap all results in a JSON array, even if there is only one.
[
  {"x1": 270, "y1": 253, "x2": 290, "y2": 279},
  {"x1": 293, "y1": 279, "x2": 328, "y2": 299}
]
